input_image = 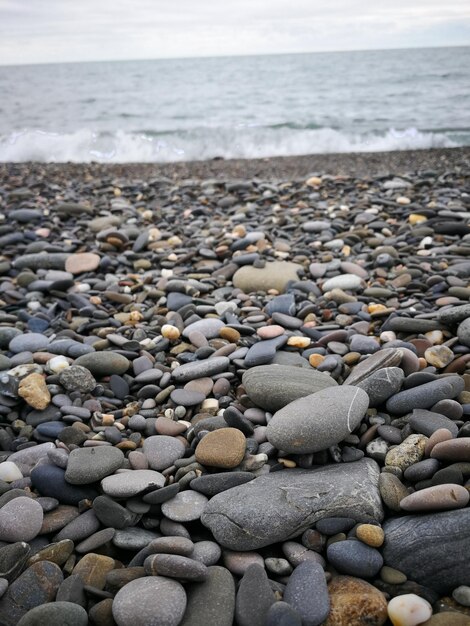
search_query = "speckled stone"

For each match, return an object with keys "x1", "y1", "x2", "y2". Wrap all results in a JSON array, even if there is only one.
[
  {"x1": 0, "y1": 496, "x2": 43, "y2": 542},
  {"x1": 324, "y1": 575, "x2": 388, "y2": 626}
]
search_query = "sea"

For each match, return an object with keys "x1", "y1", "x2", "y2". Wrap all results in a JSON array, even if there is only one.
[{"x1": 0, "y1": 46, "x2": 469, "y2": 163}]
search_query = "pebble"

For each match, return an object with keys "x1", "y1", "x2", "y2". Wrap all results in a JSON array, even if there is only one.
[
  {"x1": 161, "y1": 491, "x2": 209, "y2": 522},
  {"x1": 18, "y1": 373, "x2": 51, "y2": 410},
  {"x1": 400, "y1": 484, "x2": 470, "y2": 511},
  {"x1": 101, "y1": 469, "x2": 165, "y2": 497},
  {"x1": 266, "y1": 386, "x2": 369, "y2": 453},
  {"x1": 387, "y1": 594, "x2": 432, "y2": 626},
  {"x1": 143, "y1": 435, "x2": 186, "y2": 470},
  {"x1": 386, "y1": 376, "x2": 464, "y2": 414},
  {"x1": 233, "y1": 261, "x2": 302, "y2": 293},
  {"x1": 327, "y1": 540, "x2": 383, "y2": 578},
  {"x1": 65, "y1": 252, "x2": 100, "y2": 274},
  {"x1": 180, "y1": 566, "x2": 235, "y2": 626},
  {"x1": 235, "y1": 563, "x2": 275, "y2": 626},
  {"x1": 283, "y1": 561, "x2": 330, "y2": 626},
  {"x1": 65, "y1": 446, "x2": 124, "y2": 484},
  {"x1": 112, "y1": 576, "x2": 187, "y2": 626},
  {"x1": 195, "y1": 428, "x2": 246, "y2": 468},
  {"x1": 74, "y1": 352, "x2": 130, "y2": 377},
  {"x1": 0, "y1": 496, "x2": 43, "y2": 542},
  {"x1": 242, "y1": 364, "x2": 338, "y2": 412},
  {"x1": 16, "y1": 602, "x2": 89, "y2": 626},
  {"x1": 325, "y1": 575, "x2": 388, "y2": 626}
]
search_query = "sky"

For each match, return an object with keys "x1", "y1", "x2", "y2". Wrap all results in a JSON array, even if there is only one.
[{"x1": 0, "y1": 0, "x2": 469, "y2": 66}]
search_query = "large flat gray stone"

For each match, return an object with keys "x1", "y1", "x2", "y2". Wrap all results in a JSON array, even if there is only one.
[
  {"x1": 383, "y1": 509, "x2": 470, "y2": 593},
  {"x1": 201, "y1": 459, "x2": 383, "y2": 551}
]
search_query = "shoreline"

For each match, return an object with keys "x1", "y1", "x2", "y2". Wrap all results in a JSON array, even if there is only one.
[{"x1": 1, "y1": 146, "x2": 469, "y2": 181}]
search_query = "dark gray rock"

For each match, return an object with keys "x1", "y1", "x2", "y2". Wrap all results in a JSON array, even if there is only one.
[
  {"x1": 383, "y1": 509, "x2": 470, "y2": 593},
  {"x1": 235, "y1": 564, "x2": 275, "y2": 626},
  {"x1": 180, "y1": 566, "x2": 235, "y2": 626},
  {"x1": 266, "y1": 386, "x2": 369, "y2": 454},
  {"x1": 190, "y1": 471, "x2": 255, "y2": 496},
  {"x1": 438, "y1": 303, "x2": 470, "y2": 326},
  {"x1": 388, "y1": 317, "x2": 442, "y2": 333},
  {"x1": 201, "y1": 459, "x2": 383, "y2": 550},
  {"x1": 242, "y1": 364, "x2": 337, "y2": 412},
  {"x1": 356, "y1": 367, "x2": 404, "y2": 407},
  {"x1": 283, "y1": 561, "x2": 329, "y2": 626},
  {"x1": 266, "y1": 602, "x2": 302, "y2": 626},
  {"x1": 58, "y1": 365, "x2": 96, "y2": 393},
  {"x1": 16, "y1": 602, "x2": 88, "y2": 626},
  {"x1": 31, "y1": 465, "x2": 98, "y2": 506},
  {"x1": 74, "y1": 352, "x2": 130, "y2": 376},
  {"x1": 243, "y1": 336, "x2": 288, "y2": 367},
  {"x1": 327, "y1": 540, "x2": 383, "y2": 578},
  {"x1": 386, "y1": 376, "x2": 464, "y2": 414},
  {"x1": 409, "y1": 408, "x2": 459, "y2": 437},
  {"x1": 65, "y1": 446, "x2": 124, "y2": 484}
]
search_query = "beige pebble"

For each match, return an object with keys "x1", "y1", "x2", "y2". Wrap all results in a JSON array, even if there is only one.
[
  {"x1": 387, "y1": 593, "x2": 432, "y2": 626},
  {"x1": 161, "y1": 324, "x2": 181, "y2": 340},
  {"x1": 287, "y1": 336, "x2": 310, "y2": 348},
  {"x1": 18, "y1": 373, "x2": 51, "y2": 410},
  {"x1": 356, "y1": 524, "x2": 384, "y2": 547}
]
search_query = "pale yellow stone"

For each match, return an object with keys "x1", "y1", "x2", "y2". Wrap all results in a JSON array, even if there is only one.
[
  {"x1": 409, "y1": 213, "x2": 427, "y2": 225},
  {"x1": 161, "y1": 324, "x2": 181, "y2": 340},
  {"x1": 287, "y1": 336, "x2": 311, "y2": 349},
  {"x1": 306, "y1": 176, "x2": 322, "y2": 187},
  {"x1": 18, "y1": 373, "x2": 51, "y2": 410}
]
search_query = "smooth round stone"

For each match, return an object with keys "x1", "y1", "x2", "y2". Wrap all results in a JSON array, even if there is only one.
[
  {"x1": 113, "y1": 576, "x2": 187, "y2": 626},
  {"x1": 9, "y1": 333, "x2": 49, "y2": 354},
  {"x1": 179, "y1": 566, "x2": 235, "y2": 626},
  {"x1": 54, "y1": 509, "x2": 100, "y2": 542},
  {"x1": 387, "y1": 593, "x2": 432, "y2": 626},
  {"x1": 235, "y1": 563, "x2": 275, "y2": 626},
  {"x1": 162, "y1": 491, "x2": 208, "y2": 522},
  {"x1": 283, "y1": 561, "x2": 329, "y2": 626},
  {"x1": 322, "y1": 274, "x2": 362, "y2": 292},
  {"x1": 233, "y1": 261, "x2": 302, "y2": 294},
  {"x1": 356, "y1": 367, "x2": 404, "y2": 407},
  {"x1": 74, "y1": 352, "x2": 129, "y2": 377},
  {"x1": 457, "y1": 318, "x2": 470, "y2": 347},
  {"x1": 0, "y1": 461, "x2": 23, "y2": 482},
  {"x1": 113, "y1": 528, "x2": 160, "y2": 550},
  {"x1": 73, "y1": 553, "x2": 115, "y2": 588},
  {"x1": 266, "y1": 386, "x2": 369, "y2": 454},
  {"x1": 223, "y1": 551, "x2": 265, "y2": 576},
  {"x1": 92, "y1": 496, "x2": 137, "y2": 529},
  {"x1": 31, "y1": 465, "x2": 98, "y2": 506},
  {"x1": 242, "y1": 364, "x2": 337, "y2": 413},
  {"x1": 195, "y1": 428, "x2": 246, "y2": 469},
  {"x1": 16, "y1": 601, "x2": 88, "y2": 626},
  {"x1": 355, "y1": 524, "x2": 385, "y2": 548},
  {"x1": 148, "y1": 537, "x2": 194, "y2": 556},
  {"x1": 409, "y1": 409, "x2": 459, "y2": 437},
  {"x1": 65, "y1": 252, "x2": 100, "y2": 275},
  {"x1": 453, "y1": 585, "x2": 470, "y2": 607},
  {"x1": 155, "y1": 417, "x2": 188, "y2": 436},
  {"x1": 0, "y1": 497, "x2": 43, "y2": 542},
  {"x1": 386, "y1": 376, "x2": 464, "y2": 414},
  {"x1": 171, "y1": 389, "x2": 205, "y2": 407},
  {"x1": 191, "y1": 541, "x2": 222, "y2": 566},
  {"x1": 326, "y1": 575, "x2": 388, "y2": 626},
  {"x1": 327, "y1": 540, "x2": 383, "y2": 578},
  {"x1": 142, "y1": 435, "x2": 186, "y2": 471},
  {"x1": 400, "y1": 484, "x2": 469, "y2": 512},
  {"x1": 58, "y1": 365, "x2": 96, "y2": 392},
  {"x1": 144, "y1": 554, "x2": 208, "y2": 581},
  {"x1": 182, "y1": 319, "x2": 225, "y2": 339},
  {"x1": 101, "y1": 470, "x2": 165, "y2": 498},
  {"x1": 344, "y1": 348, "x2": 403, "y2": 386},
  {"x1": 431, "y1": 439, "x2": 470, "y2": 462},
  {"x1": 403, "y1": 458, "x2": 441, "y2": 483},
  {"x1": 65, "y1": 446, "x2": 124, "y2": 484}
]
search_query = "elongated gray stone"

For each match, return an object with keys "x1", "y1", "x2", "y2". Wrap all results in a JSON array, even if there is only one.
[
  {"x1": 386, "y1": 376, "x2": 464, "y2": 414},
  {"x1": 242, "y1": 364, "x2": 337, "y2": 413},
  {"x1": 172, "y1": 357, "x2": 230, "y2": 383},
  {"x1": 266, "y1": 385, "x2": 369, "y2": 454},
  {"x1": 201, "y1": 459, "x2": 383, "y2": 550},
  {"x1": 12, "y1": 253, "x2": 70, "y2": 271},
  {"x1": 383, "y1": 509, "x2": 470, "y2": 593},
  {"x1": 355, "y1": 367, "x2": 404, "y2": 407},
  {"x1": 343, "y1": 348, "x2": 403, "y2": 386}
]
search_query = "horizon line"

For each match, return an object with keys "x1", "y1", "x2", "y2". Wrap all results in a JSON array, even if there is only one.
[{"x1": 0, "y1": 43, "x2": 468, "y2": 69}]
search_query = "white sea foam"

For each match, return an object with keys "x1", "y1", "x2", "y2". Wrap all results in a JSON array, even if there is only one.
[{"x1": 0, "y1": 126, "x2": 459, "y2": 163}]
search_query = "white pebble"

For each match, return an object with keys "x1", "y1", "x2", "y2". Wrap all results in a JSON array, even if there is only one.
[
  {"x1": 0, "y1": 461, "x2": 23, "y2": 482},
  {"x1": 47, "y1": 355, "x2": 70, "y2": 374},
  {"x1": 387, "y1": 593, "x2": 432, "y2": 626}
]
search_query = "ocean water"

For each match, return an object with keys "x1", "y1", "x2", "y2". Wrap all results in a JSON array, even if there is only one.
[{"x1": 0, "y1": 46, "x2": 469, "y2": 163}]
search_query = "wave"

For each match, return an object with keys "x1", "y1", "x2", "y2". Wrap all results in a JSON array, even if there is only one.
[{"x1": 0, "y1": 126, "x2": 463, "y2": 163}]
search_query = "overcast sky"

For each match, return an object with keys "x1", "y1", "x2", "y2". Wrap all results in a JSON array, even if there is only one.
[{"x1": 1, "y1": 0, "x2": 469, "y2": 65}]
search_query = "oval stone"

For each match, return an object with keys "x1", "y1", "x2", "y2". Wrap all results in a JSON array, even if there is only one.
[
  {"x1": 400, "y1": 484, "x2": 469, "y2": 512},
  {"x1": 266, "y1": 386, "x2": 369, "y2": 454},
  {"x1": 242, "y1": 364, "x2": 338, "y2": 412}
]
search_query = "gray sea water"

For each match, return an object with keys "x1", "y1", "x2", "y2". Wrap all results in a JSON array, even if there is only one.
[{"x1": 0, "y1": 46, "x2": 469, "y2": 163}]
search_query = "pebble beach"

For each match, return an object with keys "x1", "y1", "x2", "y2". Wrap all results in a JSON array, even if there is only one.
[{"x1": 0, "y1": 146, "x2": 469, "y2": 626}]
